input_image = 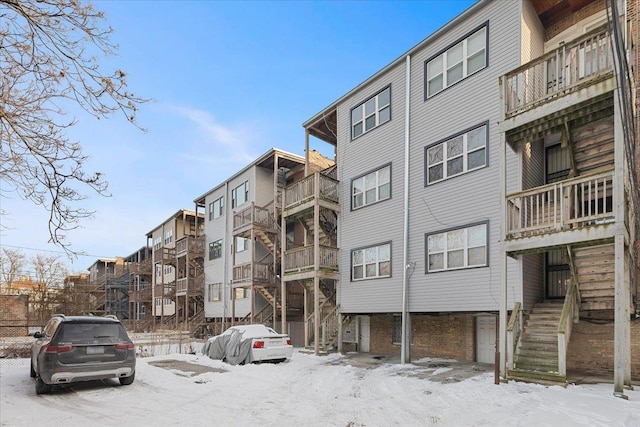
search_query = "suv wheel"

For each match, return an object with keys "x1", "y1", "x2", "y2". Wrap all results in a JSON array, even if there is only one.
[
  {"x1": 119, "y1": 372, "x2": 135, "y2": 386},
  {"x1": 35, "y1": 377, "x2": 52, "y2": 395},
  {"x1": 30, "y1": 361, "x2": 36, "y2": 378}
]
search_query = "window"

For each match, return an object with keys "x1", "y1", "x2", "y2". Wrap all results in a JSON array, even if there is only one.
[
  {"x1": 232, "y1": 181, "x2": 249, "y2": 208},
  {"x1": 352, "y1": 242, "x2": 391, "y2": 281},
  {"x1": 426, "y1": 223, "x2": 488, "y2": 272},
  {"x1": 155, "y1": 297, "x2": 161, "y2": 307},
  {"x1": 164, "y1": 265, "x2": 173, "y2": 275},
  {"x1": 426, "y1": 25, "x2": 487, "y2": 98},
  {"x1": 164, "y1": 228, "x2": 173, "y2": 245},
  {"x1": 235, "y1": 237, "x2": 248, "y2": 253},
  {"x1": 155, "y1": 264, "x2": 161, "y2": 278},
  {"x1": 392, "y1": 314, "x2": 413, "y2": 345},
  {"x1": 352, "y1": 164, "x2": 391, "y2": 209},
  {"x1": 209, "y1": 239, "x2": 223, "y2": 260},
  {"x1": 209, "y1": 197, "x2": 224, "y2": 221},
  {"x1": 208, "y1": 283, "x2": 221, "y2": 302},
  {"x1": 426, "y1": 123, "x2": 487, "y2": 185},
  {"x1": 153, "y1": 237, "x2": 161, "y2": 250},
  {"x1": 351, "y1": 86, "x2": 391, "y2": 139},
  {"x1": 234, "y1": 287, "x2": 249, "y2": 299}
]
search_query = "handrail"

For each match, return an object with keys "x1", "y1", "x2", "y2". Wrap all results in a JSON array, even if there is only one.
[
  {"x1": 506, "y1": 302, "x2": 522, "y2": 370},
  {"x1": 557, "y1": 278, "x2": 580, "y2": 376},
  {"x1": 504, "y1": 26, "x2": 612, "y2": 118}
]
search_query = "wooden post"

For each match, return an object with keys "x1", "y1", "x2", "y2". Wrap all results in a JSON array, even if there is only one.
[
  {"x1": 498, "y1": 76, "x2": 508, "y2": 380},
  {"x1": 313, "y1": 173, "x2": 321, "y2": 355}
]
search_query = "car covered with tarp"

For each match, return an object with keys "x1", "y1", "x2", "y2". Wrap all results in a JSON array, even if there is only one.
[{"x1": 202, "y1": 324, "x2": 293, "y2": 365}]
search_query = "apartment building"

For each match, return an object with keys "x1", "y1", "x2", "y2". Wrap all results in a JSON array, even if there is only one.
[
  {"x1": 123, "y1": 246, "x2": 153, "y2": 325},
  {"x1": 293, "y1": 0, "x2": 638, "y2": 391},
  {"x1": 195, "y1": 148, "x2": 331, "y2": 341},
  {"x1": 87, "y1": 258, "x2": 128, "y2": 319},
  {"x1": 146, "y1": 209, "x2": 204, "y2": 328}
]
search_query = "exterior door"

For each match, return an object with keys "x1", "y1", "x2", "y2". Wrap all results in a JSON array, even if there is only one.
[
  {"x1": 358, "y1": 316, "x2": 370, "y2": 353},
  {"x1": 476, "y1": 316, "x2": 496, "y2": 364}
]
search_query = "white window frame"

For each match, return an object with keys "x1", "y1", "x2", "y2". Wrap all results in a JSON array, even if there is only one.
[
  {"x1": 155, "y1": 264, "x2": 162, "y2": 278},
  {"x1": 351, "y1": 242, "x2": 391, "y2": 281},
  {"x1": 352, "y1": 164, "x2": 391, "y2": 210},
  {"x1": 351, "y1": 86, "x2": 391, "y2": 139},
  {"x1": 232, "y1": 181, "x2": 249, "y2": 208},
  {"x1": 426, "y1": 25, "x2": 487, "y2": 98},
  {"x1": 164, "y1": 228, "x2": 173, "y2": 245},
  {"x1": 153, "y1": 237, "x2": 162, "y2": 251},
  {"x1": 209, "y1": 197, "x2": 224, "y2": 220},
  {"x1": 426, "y1": 123, "x2": 488, "y2": 185},
  {"x1": 208, "y1": 283, "x2": 221, "y2": 302},
  {"x1": 234, "y1": 287, "x2": 249, "y2": 299},
  {"x1": 426, "y1": 223, "x2": 488, "y2": 273},
  {"x1": 164, "y1": 265, "x2": 172, "y2": 275},
  {"x1": 235, "y1": 237, "x2": 248, "y2": 253},
  {"x1": 209, "y1": 239, "x2": 223, "y2": 260}
]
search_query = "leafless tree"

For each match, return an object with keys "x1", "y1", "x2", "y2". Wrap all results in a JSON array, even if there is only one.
[
  {"x1": 0, "y1": 248, "x2": 26, "y2": 294},
  {"x1": 0, "y1": 0, "x2": 147, "y2": 253},
  {"x1": 30, "y1": 253, "x2": 67, "y2": 322}
]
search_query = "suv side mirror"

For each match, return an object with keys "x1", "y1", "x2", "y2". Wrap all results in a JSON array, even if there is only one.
[{"x1": 33, "y1": 331, "x2": 44, "y2": 339}]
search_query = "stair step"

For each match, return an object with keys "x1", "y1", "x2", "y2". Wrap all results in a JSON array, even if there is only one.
[{"x1": 507, "y1": 369, "x2": 566, "y2": 386}]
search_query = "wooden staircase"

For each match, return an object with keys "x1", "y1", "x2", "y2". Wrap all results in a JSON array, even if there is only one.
[
  {"x1": 508, "y1": 300, "x2": 567, "y2": 385},
  {"x1": 574, "y1": 244, "x2": 615, "y2": 315}
]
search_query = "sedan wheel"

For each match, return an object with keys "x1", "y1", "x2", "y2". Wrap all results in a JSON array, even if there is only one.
[
  {"x1": 35, "y1": 377, "x2": 52, "y2": 395},
  {"x1": 119, "y1": 372, "x2": 135, "y2": 386}
]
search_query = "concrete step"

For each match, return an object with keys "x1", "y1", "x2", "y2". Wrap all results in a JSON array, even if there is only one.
[{"x1": 507, "y1": 369, "x2": 566, "y2": 387}]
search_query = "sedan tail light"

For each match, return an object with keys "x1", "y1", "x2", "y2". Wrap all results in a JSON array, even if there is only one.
[
  {"x1": 43, "y1": 345, "x2": 73, "y2": 354},
  {"x1": 115, "y1": 342, "x2": 135, "y2": 350},
  {"x1": 252, "y1": 341, "x2": 265, "y2": 349},
  {"x1": 286, "y1": 339, "x2": 292, "y2": 346}
]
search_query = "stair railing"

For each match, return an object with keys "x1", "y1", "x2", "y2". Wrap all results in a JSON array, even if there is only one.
[
  {"x1": 506, "y1": 302, "x2": 522, "y2": 369},
  {"x1": 557, "y1": 278, "x2": 580, "y2": 376}
]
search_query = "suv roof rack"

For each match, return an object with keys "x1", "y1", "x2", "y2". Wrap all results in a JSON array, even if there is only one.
[
  {"x1": 52, "y1": 314, "x2": 66, "y2": 318},
  {"x1": 104, "y1": 314, "x2": 118, "y2": 320}
]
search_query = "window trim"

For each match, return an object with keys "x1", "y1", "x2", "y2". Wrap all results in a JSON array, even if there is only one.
[
  {"x1": 350, "y1": 85, "x2": 392, "y2": 140},
  {"x1": 209, "y1": 196, "x2": 224, "y2": 221},
  {"x1": 424, "y1": 121, "x2": 489, "y2": 186},
  {"x1": 231, "y1": 181, "x2": 249, "y2": 208},
  {"x1": 209, "y1": 239, "x2": 223, "y2": 260},
  {"x1": 350, "y1": 163, "x2": 392, "y2": 211},
  {"x1": 208, "y1": 283, "x2": 222, "y2": 302},
  {"x1": 424, "y1": 22, "x2": 489, "y2": 100},
  {"x1": 425, "y1": 221, "x2": 489, "y2": 273},
  {"x1": 350, "y1": 241, "x2": 392, "y2": 282}
]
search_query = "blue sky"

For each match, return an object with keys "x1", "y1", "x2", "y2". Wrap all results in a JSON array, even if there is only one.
[{"x1": 0, "y1": 0, "x2": 475, "y2": 273}]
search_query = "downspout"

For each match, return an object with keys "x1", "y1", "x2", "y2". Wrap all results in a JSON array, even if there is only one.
[
  {"x1": 223, "y1": 182, "x2": 229, "y2": 331},
  {"x1": 401, "y1": 54, "x2": 411, "y2": 364}
]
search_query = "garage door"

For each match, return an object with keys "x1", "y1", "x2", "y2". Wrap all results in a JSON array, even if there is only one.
[{"x1": 476, "y1": 316, "x2": 496, "y2": 364}]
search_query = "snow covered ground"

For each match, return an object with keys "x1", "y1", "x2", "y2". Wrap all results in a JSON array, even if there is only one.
[{"x1": 1, "y1": 349, "x2": 639, "y2": 426}]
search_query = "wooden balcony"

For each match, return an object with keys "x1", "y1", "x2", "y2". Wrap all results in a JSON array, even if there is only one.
[
  {"x1": 506, "y1": 170, "x2": 615, "y2": 246},
  {"x1": 129, "y1": 287, "x2": 152, "y2": 303},
  {"x1": 175, "y1": 235, "x2": 204, "y2": 258},
  {"x1": 503, "y1": 27, "x2": 612, "y2": 121},
  {"x1": 153, "y1": 246, "x2": 176, "y2": 264},
  {"x1": 232, "y1": 262, "x2": 275, "y2": 284},
  {"x1": 283, "y1": 245, "x2": 339, "y2": 278},
  {"x1": 283, "y1": 172, "x2": 339, "y2": 216},
  {"x1": 175, "y1": 276, "x2": 204, "y2": 297},
  {"x1": 233, "y1": 203, "x2": 277, "y2": 235}
]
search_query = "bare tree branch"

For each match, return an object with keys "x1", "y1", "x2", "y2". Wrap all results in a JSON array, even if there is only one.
[{"x1": 0, "y1": 0, "x2": 148, "y2": 254}]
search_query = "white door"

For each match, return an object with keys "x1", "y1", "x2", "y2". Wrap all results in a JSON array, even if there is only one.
[
  {"x1": 358, "y1": 316, "x2": 370, "y2": 353},
  {"x1": 476, "y1": 316, "x2": 496, "y2": 364}
]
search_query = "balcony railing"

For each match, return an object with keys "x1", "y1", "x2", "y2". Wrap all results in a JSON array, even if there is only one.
[
  {"x1": 504, "y1": 26, "x2": 612, "y2": 118},
  {"x1": 232, "y1": 262, "x2": 275, "y2": 284},
  {"x1": 284, "y1": 245, "x2": 339, "y2": 273},
  {"x1": 233, "y1": 203, "x2": 276, "y2": 231},
  {"x1": 153, "y1": 246, "x2": 175, "y2": 264},
  {"x1": 175, "y1": 235, "x2": 204, "y2": 257},
  {"x1": 284, "y1": 172, "x2": 339, "y2": 210},
  {"x1": 506, "y1": 170, "x2": 614, "y2": 239},
  {"x1": 175, "y1": 277, "x2": 204, "y2": 296}
]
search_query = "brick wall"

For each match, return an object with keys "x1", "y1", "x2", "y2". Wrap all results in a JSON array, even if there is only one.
[
  {"x1": 0, "y1": 295, "x2": 29, "y2": 337},
  {"x1": 545, "y1": 0, "x2": 605, "y2": 41},
  {"x1": 567, "y1": 319, "x2": 640, "y2": 380},
  {"x1": 369, "y1": 313, "x2": 476, "y2": 361}
]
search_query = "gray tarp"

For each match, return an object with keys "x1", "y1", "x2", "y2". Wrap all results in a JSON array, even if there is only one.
[{"x1": 202, "y1": 329, "x2": 254, "y2": 365}]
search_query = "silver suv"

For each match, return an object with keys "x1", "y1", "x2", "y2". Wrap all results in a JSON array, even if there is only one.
[{"x1": 31, "y1": 314, "x2": 136, "y2": 395}]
